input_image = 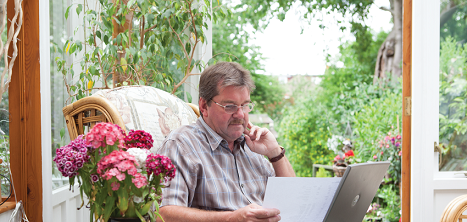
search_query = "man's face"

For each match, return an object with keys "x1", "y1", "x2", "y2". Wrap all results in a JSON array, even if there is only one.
[{"x1": 200, "y1": 85, "x2": 250, "y2": 144}]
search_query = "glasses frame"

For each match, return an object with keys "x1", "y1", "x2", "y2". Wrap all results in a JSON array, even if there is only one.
[{"x1": 211, "y1": 100, "x2": 255, "y2": 114}]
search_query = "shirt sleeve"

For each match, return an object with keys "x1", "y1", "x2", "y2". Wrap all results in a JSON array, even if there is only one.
[
  {"x1": 157, "y1": 138, "x2": 198, "y2": 208},
  {"x1": 262, "y1": 153, "x2": 276, "y2": 177}
]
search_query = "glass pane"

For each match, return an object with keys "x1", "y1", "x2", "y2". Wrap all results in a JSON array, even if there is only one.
[
  {"x1": 0, "y1": 9, "x2": 10, "y2": 198},
  {"x1": 50, "y1": 0, "x2": 71, "y2": 189},
  {"x1": 439, "y1": 0, "x2": 467, "y2": 171}
]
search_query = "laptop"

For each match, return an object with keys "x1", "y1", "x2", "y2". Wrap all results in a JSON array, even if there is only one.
[
  {"x1": 262, "y1": 161, "x2": 390, "y2": 222},
  {"x1": 323, "y1": 161, "x2": 390, "y2": 222}
]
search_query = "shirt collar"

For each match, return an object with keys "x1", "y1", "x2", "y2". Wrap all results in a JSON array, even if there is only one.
[{"x1": 198, "y1": 117, "x2": 246, "y2": 151}]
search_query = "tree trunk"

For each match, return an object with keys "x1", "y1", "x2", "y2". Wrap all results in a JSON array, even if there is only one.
[
  {"x1": 112, "y1": 0, "x2": 133, "y2": 88},
  {"x1": 374, "y1": 0, "x2": 403, "y2": 83}
]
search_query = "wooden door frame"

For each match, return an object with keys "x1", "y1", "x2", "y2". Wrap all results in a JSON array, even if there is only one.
[
  {"x1": 402, "y1": 0, "x2": 412, "y2": 221},
  {"x1": 8, "y1": 0, "x2": 42, "y2": 221}
]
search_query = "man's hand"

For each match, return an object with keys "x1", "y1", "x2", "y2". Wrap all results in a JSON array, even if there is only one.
[
  {"x1": 228, "y1": 203, "x2": 281, "y2": 222},
  {"x1": 158, "y1": 204, "x2": 280, "y2": 222},
  {"x1": 244, "y1": 122, "x2": 281, "y2": 159}
]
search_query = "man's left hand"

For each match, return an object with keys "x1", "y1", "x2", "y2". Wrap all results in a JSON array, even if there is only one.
[{"x1": 244, "y1": 122, "x2": 282, "y2": 159}]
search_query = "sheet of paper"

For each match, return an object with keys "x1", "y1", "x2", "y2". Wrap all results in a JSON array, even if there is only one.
[{"x1": 262, "y1": 177, "x2": 341, "y2": 222}]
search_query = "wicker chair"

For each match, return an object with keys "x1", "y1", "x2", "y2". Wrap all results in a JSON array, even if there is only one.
[
  {"x1": 440, "y1": 194, "x2": 467, "y2": 222},
  {"x1": 63, "y1": 86, "x2": 200, "y2": 152}
]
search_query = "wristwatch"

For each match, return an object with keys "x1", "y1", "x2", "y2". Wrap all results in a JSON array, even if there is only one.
[{"x1": 269, "y1": 146, "x2": 285, "y2": 163}]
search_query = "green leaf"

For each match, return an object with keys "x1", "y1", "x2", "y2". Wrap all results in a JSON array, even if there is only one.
[
  {"x1": 65, "y1": 5, "x2": 72, "y2": 19},
  {"x1": 103, "y1": 35, "x2": 109, "y2": 45},
  {"x1": 125, "y1": 199, "x2": 137, "y2": 218},
  {"x1": 127, "y1": 0, "x2": 136, "y2": 8},
  {"x1": 103, "y1": 195, "x2": 116, "y2": 221},
  {"x1": 60, "y1": 127, "x2": 65, "y2": 139},
  {"x1": 186, "y1": 92, "x2": 192, "y2": 103},
  {"x1": 140, "y1": 200, "x2": 154, "y2": 216},
  {"x1": 76, "y1": 4, "x2": 83, "y2": 17},
  {"x1": 117, "y1": 187, "x2": 129, "y2": 213}
]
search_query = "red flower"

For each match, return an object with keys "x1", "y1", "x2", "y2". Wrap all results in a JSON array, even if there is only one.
[
  {"x1": 124, "y1": 130, "x2": 154, "y2": 149},
  {"x1": 344, "y1": 150, "x2": 354, "y2": 158}
]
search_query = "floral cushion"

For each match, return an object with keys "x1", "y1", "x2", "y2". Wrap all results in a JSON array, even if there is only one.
[{"x1": 93, "y1": 85, "x2": 198, "y2": 153}]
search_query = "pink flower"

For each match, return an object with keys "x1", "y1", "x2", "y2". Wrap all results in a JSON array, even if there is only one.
[
  {"x1": 399, "y1": 150, "x2": 402, "y2": 156},
  {"x1": 146, "y1": 154, "x2": 176, "y2": 182},
  {"x1": 86, "y1": 122, "x2": 125, "y2": 149},
  {"x1": 111, "y1": 182, "x2": 120, "y2": 191},
  {"x1": 381, "y1": 151, "x2": 384, "y2": 155},
  {"x1": 386, "y1": 144, "x2": 390, "y2": 148},
  {"x1": 131, "y1": 173, "x2": 148, "y2": 188},
  {"x1": 116, "y1": 172, "x2": 126, "y2": 181},
  {"x1": 396, "y1": 135, "x2": 401, "y2": 140},
  {"x1": 373, "y1": 155, "x2": 377, "y2": 160}
]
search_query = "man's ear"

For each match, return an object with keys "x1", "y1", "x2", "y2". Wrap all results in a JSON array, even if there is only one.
[{"x1": 199, "y1": 97, "x2": 208, "y2": 117}]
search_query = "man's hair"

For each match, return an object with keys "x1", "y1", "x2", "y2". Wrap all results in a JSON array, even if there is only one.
[{"x1": 199, "y1": 62, "x2": 255, "y2": 105}]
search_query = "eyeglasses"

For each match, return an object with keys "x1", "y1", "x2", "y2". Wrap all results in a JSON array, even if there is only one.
[{"x1": 211, "y1": 100, "x2": 255, "y2": 114}]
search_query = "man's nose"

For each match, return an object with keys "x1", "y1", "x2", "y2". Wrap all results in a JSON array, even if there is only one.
[{"x1": 232, "y1": 106, "x2": 245, "y2": 118}]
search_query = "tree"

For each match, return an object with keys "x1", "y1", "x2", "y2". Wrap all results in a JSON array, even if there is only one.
[
  {"x1": 227, "y1": 0, "x2": 402, "y2": 82},
  {"x1": 211, "y1": 0, "x2": 286, "y2": 119}
]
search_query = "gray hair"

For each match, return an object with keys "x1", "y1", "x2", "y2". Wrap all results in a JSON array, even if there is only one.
[{"x1": 199, "y1": 62, "x2": 255, "y2": 105}]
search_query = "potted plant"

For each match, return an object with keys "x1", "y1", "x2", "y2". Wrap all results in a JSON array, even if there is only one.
[
  {"x1": 55, "y1": 0, "x2": 229, "y2": 102},
  {"x1": 53, "y1": 122, "x2": 175, "y2": 221},
  {"x1": 332, "y1": 139, "x2": 358, "y2": 177}
]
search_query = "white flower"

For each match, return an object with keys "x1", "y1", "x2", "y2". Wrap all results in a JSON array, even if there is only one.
[
  {"x1": 127, "y1": 148, "x2": 151, "y2": 169},
  {"x1": 327, "y1": 135, "x2": 344, "y2": 154},
  {"x1": 133, "y1": 196, "x2": 144, "y2": 203}
]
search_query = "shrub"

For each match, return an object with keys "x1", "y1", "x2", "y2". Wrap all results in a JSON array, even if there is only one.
[{"x1": 279, "y1": 99, "x2": 334, "y2": 177}]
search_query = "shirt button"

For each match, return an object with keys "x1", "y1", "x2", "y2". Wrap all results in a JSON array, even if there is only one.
[{"x1": 241, "y1": 184, "x2": 244, "y2": 188}]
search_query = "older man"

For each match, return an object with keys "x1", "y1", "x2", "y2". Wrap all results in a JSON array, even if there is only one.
[{"x1": 157, "y1": 62, "x2": 295, "y2": 222}]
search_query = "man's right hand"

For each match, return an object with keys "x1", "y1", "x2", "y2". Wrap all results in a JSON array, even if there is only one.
[
  {"x1": 227, "y1": 203, "x2": 281, "y2": 222},
  {"x1": 158, "y1": 204, "x2": 281, "y2": 222}
]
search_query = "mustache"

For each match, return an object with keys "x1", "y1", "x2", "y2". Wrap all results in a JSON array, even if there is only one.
[{"x1": 230, "y1": 119, "x2": 245, "y2": 125}]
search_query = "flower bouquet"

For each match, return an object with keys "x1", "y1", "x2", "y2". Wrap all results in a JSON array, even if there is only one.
[
  {"x1": 332, "y1": 141, "x2": 357, "y2": 177},
  {"x1": 373, "y1": 131, "x2": 402, "y2": 184},
  {"x1": 54, "y1": 122, "x2": 175, "y2": 222}
]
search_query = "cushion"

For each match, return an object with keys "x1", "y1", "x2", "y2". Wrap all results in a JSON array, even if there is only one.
[{"x1": 93, "y1": 85, "x2": 198, "y2": 153}]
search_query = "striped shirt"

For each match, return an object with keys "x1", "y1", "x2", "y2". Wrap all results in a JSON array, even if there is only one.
[{"x1": 157, "y1": 117, "x2": 275, "y2": 211}]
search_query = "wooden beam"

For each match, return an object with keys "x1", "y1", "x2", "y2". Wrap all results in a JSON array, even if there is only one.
[
  {"x1": 8, "y1": 0, "x2": 42, "y2": 221},
  {"x1": 402, "y1": 0, "x2": 412, "y2": 221}
]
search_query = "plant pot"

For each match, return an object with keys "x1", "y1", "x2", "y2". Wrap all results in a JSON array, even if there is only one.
[
  {"x1": 332, "y1": 165, "x2": 347, "y2": 177},
  {"x1": 109, "y1": 217, "x2": 147, "y2": 222},
  {"x1": 365, "y1": 218, "x2": 382, "y2": 222}
]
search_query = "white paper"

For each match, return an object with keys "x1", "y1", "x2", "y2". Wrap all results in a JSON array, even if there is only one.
[{"x1": 262, "y1": 177, "x2": 341, "y2": 222}]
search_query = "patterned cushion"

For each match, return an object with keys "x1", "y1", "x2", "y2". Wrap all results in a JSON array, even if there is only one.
[{"x1": 93, "y1": 85, "x2": 198, "y2": 153}]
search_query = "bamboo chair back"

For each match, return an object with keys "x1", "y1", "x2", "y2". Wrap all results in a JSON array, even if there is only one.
[
  {"x1": 63, "y1": 92, "x2": 200, "y2": 142},
  {"x1": 440, "y1": 194, "x2": 467, "y2": 222}
]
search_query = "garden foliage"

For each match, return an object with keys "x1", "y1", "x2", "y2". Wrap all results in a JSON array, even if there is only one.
[
  {"x1": 278, "y1": 30, "x2": 402, "y2": 221},
  {"x1": 439, "y1": 36, "x2": 467, "y2": 170}
]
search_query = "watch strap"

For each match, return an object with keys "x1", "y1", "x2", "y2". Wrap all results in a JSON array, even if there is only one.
[{"x1": 269, "y1": 146, "x2": 285, "y2": 163}]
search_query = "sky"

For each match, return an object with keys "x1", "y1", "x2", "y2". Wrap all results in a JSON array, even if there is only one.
[{"x1": 247, "y1": 0, "x2": 393, "y2": 77}]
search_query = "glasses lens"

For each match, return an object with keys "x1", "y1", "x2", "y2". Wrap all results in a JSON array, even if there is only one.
[
  {"x1": 246, "y1": 103, "x2": 254, "y2": 112},
  {"x1": 225, "y1": 105, "x2": 238, "y2": 113}
]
